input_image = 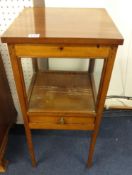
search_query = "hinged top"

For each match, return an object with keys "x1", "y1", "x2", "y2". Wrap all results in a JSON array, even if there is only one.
[{"x1": 1, "y1": 8, "x2": 123, "y2": 45}]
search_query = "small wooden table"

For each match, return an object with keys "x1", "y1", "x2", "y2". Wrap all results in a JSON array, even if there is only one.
[{"x1": 1, "y1": 7, "x2": 123, "y2": 167}]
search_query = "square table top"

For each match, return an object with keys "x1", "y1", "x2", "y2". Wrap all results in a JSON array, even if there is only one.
[{"x1": 1, "y1": 7, "x2": 123, "y2": 45}]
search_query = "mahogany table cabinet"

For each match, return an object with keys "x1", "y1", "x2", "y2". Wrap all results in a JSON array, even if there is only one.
[
  {"x1": 0, "y1": 53, "x2": 17, "y2": 172},
  {"x1": 1, "y1": 7, "x2": 123, "y2": 167}
]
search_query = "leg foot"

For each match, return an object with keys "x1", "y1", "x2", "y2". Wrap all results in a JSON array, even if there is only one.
[
  {"x1": 87, "y1": 131, "x2": 98, "y2": 168},
  {"x1": 0, "y1": 160, "x2": 8, "y2": 173},
  {"x1": 87, "y1": 158, "x2": 93, "y2": 168},
  {"x1": 25, "y1": 128, "x2": 37, "y2": 167},
  {"x1": 31, "y1": 157, "x2": 37, "y2": 167}
]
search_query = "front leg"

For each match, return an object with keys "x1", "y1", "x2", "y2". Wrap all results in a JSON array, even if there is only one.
[{"x1": 0, "y1": 159, "x2": 8, "y2": 173}]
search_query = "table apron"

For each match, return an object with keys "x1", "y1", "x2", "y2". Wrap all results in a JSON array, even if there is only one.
[{"x1": 14, "y1": 44, "x2": 110, "y2": 58}]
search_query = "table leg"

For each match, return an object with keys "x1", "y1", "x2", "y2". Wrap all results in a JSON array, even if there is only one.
[
  {"x1": 32, "y1": 58, "x2": 38, "y2": 72},
  {"x1": 24, "y1": 127, "x2": 36, "y2": 167},
  {"x1": 88, "y1": 59, "x2": 95, "y2": 73},
  {"x1": 0, "y1": 159, "x2": 8, "y2": 173},
  {"x1": 87, "y1": 47, "x2": 117, "y2": 167},
  {"x1": 8, "y1": 45, "x2": 36, "y2": 167}
]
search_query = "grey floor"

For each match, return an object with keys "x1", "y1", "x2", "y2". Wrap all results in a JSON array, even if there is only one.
[{"x1": 3, "y1": 110, "x2": 132, "y2": 175}]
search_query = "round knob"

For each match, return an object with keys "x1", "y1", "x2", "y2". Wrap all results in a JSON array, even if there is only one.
[
  {"x1": 59, "y1": 46, "x2": 64, "y2": 51},
  {"x1": 60, "y1": 117, "x2": 65, "y2": 124}
]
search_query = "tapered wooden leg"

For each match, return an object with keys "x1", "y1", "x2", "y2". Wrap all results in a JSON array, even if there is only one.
[
  {"x1": 87, "y1": 47, "x2": 118, "y2": 168},
  {"x1": 8, "y1": 45, "x2": 37, "y2": 167},
  {"x1": 88, "y1": 59, "x2": 95, "y2": 73},
  {"x1": 0, "y1": 160, "x2": 8, "y2": 173},
  {"x1": 32, "y1": 58, "x2": 38, "y2": 72},
  {"x1": 87, "y1": 130, "x2": 98, "y2": 168},
  {"x1": 24, "y1": 128, "x2": 36, "y2": 167}
]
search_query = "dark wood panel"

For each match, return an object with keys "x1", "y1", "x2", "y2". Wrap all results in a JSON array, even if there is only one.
[
  {"x1": 0, "y1": 53, "x2": 17, "y2": 172},
  {"x1": 0, "y1": 55, "x2": 17, "y2": 128},
  {"x1": 1, "y1": 8, "x2": 123, "y2": 45}
]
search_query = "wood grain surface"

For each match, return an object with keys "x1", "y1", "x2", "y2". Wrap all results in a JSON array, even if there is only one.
[
  {"x1": 1, "y1": 8, "x2": 123, "y2": 45},
  {"x1": 28, "y1": 71, "x2": 95, "y2": 115}
]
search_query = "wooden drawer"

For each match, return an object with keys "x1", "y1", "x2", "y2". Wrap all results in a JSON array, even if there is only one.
[
  {"x1": 15, "y1": 44, "x2": 110, "y2": 58},
  {"x1": 28, "y1": 115, "x2": 95, "y2": 130},
  {"x1": 28, "y1": 115, "x2": 95, "y2": 124}
]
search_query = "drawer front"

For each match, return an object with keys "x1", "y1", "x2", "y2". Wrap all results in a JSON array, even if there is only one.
[
  {"x1": 15, "y1": 44, "x2": 110, "y2": 58},
  {"x1": 28, "y1": 115, "x2": 95, "y2": 130},
  {"x1": 28, "y1": 115, "x2": 95, "y2": 124}
]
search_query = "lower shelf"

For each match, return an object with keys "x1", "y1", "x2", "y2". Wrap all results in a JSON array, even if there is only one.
[
  {"x1": 27, "y1": 71, "x2": 96, "y2": 130},
  {"x1": 28, "y1": 71, "x2": 95, "y2": 114}
]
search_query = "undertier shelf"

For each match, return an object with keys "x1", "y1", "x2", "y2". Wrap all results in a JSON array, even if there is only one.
[{"x1": 28, "y1": 71, "x2": 96, "y2": 116}]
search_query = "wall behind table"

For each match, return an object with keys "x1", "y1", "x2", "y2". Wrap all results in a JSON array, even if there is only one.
[
  {"x1": 0, "y1": 0, "x2": 34, "y2": 123},
  {"x1": 105, "y1": 0, "x2": 132, "y2": 108}
]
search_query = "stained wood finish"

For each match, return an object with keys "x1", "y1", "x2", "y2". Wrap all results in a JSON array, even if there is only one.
[
  {"x1": 88, "y1": 60, "x2": 95, "y2": 73},
  {"x1": 29, "y1": 122, "x2": 94, "y2": 130},
  {"x1": 1, "y1": 7, "x2": 123, "y2": 168},
  {"x1": 8, "y1": 45, "x2": 36, "y2": 167},
  {"x1": 0, "y1": 53, "x2": 17, "y2": 172},
  {"x1": 28, "y1": 114, "x2": 95, "y2": 130},
  {"x1": 32, "y1": 59, "x2": 38, "y2": 72},
  {"x1": 87, "y1": 47, "x2": 118, "y2": 167},
  {"x1": 0, "y1": 160, "x2": 8, "y2": 173},
  {"x1": 32, "y1": 0, "x2": 49, "y2": 71},
  {"x1": 28, "y1": 71, "x2": 95, "y2": 130},
  {"x1": 15, "y1": 45, "x2": 110, "y2": 58},
  {"x1": 1, "y1": 8, "x2": 123, "y2": 45},
  {"x1": 29, "y1": 115, "x2": 95, "y2": 124},
  {"x1": 28, "y1": 71, "x2": 95, "y2": 114}
]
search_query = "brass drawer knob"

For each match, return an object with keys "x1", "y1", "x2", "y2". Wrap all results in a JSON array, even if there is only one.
[
  {"x1": 60, "y1": 117, "x2": 65, "y2": 124},
  {"x1": 59, "y1": 46, "x2": 64, "y2": 51}
]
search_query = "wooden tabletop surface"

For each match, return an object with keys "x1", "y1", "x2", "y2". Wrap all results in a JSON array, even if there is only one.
[{"x1": 1, "y1": 8, "x2": 123, "y2": 45}]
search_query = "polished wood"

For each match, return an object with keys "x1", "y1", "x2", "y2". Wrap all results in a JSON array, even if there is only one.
[
  {"x1": 1, "y1": 8, "x2": 123, "y2": 45},
  {"x1": 1, "y1": 7, "x2": 123, "y2": 168},
  {"x1": 8, "y1": 45, "x2": 36, "y2": 167},
  {"x1": 90, "y1": 74, "x2": 97, "y2": 103},
  {"x1": 27, "y1": 71, "x2": 95, "y2": 130},
  {"x1": 89, "y1": 59, "x2": 97, "y2": 102},
  {"x1": 32, "y1": 1, "x2": 49, "y2": 71},
  {"x1": 87, "y1": 47, "x2": 117, "y2": 167},
  {"x1": 15, "y1": 45, "x2": 110, "y2": 58},
  {"x1": 29, "y1": 122, "x2": 94, "y2": 130},
  {"x1": 29, "y1": 113, "x2": 95, "y2": 131},
  {"x1": 29, "y1": 115, "x2": 95, "y2": 125},
  {"x1": 0, "y1": 53, "x2": 17, "y2": 172},
  {"x1": 27, "y1": 73, "x2": 37, "y2": 101},
  {"x1": 88, "y1": 60, "x2": 95, "y2": 73},
  {"x1": 0, "y1": 160, "x2": 8, "y2": 173},
  {"x1": 32, "y1": 59, "x2": 38, "y2": 72}
]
